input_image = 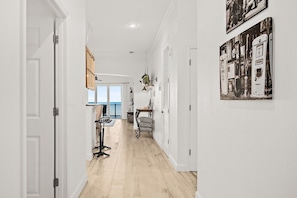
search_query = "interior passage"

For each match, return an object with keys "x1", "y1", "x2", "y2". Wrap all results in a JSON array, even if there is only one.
[{"x1": 79, "y1": 119, "x2": 197, "y2": 198}]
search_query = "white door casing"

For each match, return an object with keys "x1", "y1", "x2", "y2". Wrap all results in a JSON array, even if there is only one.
[
  {"x1": 27, "y1": 8, "x2": 55, "y2": 198},
  {"x1": 162, "y1": 46, "x2": 170, "y2": 156},
  {"x1": 189, "y1": 48, "x2": 197, "y2": 171},
  {"x1": 25, "y1": 0, "x2": 68, "y2": 197}
]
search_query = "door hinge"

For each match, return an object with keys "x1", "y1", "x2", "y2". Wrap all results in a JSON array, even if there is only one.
[
  {"x1": 53, "y1": 107, "x2": 59, "y2": 116},
  {"x1": 189, "y1": 59, "x2": 192, "y2": 66},
  {"x1": 189, "y1": 105, "x2": 191, "y2": 111},
  {"x1": 53, "y1": 178, "x2": 59, "y2": 187},
  {"x1": 189, "y1": 149, "x2": 191, "y2": 156},
  {"x1": 168, "y1": 139, "x2": 169, "y2": 144},
  {"x1": 53, "y1": 35, "x2": 59, "y2": 44}
]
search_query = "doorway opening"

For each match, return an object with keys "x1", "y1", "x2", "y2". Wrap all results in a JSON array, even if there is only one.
[{"x1": 25, "y1": 1, "x2": 67, "y2": 197}]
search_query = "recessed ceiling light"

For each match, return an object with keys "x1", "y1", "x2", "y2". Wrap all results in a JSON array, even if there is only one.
[{"x1": 128, "y1": 23, "x2": 139, "y2": 29}]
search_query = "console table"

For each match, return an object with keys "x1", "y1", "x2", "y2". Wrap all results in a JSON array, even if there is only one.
[{"x1": 135, "y1": 107, "x2": 153, "y2": 138}]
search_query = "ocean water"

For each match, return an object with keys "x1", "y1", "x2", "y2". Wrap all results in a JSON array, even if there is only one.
[
  {"x1": 109, "y1": 102, "x2": 121, "y2": 117},
  {"x1": 96, "y1": 102, "x2": 121, "y2": 118}
]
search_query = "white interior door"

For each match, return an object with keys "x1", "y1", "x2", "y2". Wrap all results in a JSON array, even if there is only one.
[
  {"x1": 27, "y1": 1, "x2": 55, "y2": 197},
  {"x1": 162, "y1": 47, "x2": 170, "y2": 156},
  {"x1": 189, "y1": 48, "x2": 197, "y2": 171}
]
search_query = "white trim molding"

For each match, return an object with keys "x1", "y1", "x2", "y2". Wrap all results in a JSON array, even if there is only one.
[
  {"x1": 45, "y1": 0, "x2": 69, "y2": 18},
  {"x1": 86, "y1": 153, "x2": 93, "y2": 161},
  {"x1": 149, "y1": 0, "x2": 176, "y2": 54},
  {"x1": 196, "y1": 191, "x2": 203, "y2": 198},
  {"x1": 70, "y1": 173, "x2": 88, "y2": 198},
  {"x1": 168, "y1": 155, "x2": 188, "y2": 171},
  {"x1": 20, "y1": 0, "x2": 27, "y2": 197}
]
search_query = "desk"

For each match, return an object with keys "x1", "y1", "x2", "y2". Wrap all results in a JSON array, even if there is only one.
[{"x1": 135, "y1": 108, "x2": 153, "y2": 138}]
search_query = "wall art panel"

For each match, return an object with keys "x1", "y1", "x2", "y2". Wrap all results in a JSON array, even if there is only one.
[
  {"x1": 226, "y1": 0, "x2": 268, "y2": 33},
  {"x1": 220, "y1": 17, "x2": 272, "y2": 100}
]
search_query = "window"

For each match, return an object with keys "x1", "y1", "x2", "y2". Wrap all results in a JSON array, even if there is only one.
[
  {"x1": 88, "y1": 85, "x2": 122, "y2": 119},
  {"x1": 109, "y1": 86, "x2": 122, "y2": 119},
  {"x1": 87, "y1": 89, "x2": 95, "y2": 104}
]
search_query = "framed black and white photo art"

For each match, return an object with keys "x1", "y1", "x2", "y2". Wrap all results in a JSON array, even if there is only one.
[
  {"x1": 220, "y1": 17, "x2": 273, "y2": 100},
  {"x1": 226, "y1": 0, "x2": 268, "y2": 33}
]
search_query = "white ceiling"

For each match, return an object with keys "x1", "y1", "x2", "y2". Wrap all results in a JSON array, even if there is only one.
[{"x1": 86, "y1": 0, "x2": 171, "y2": 54}]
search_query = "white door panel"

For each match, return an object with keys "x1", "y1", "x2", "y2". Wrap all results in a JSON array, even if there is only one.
[
  {"x1": 27, "y1": 59, "x2": 40, "y2": 118},
  {"x1": 27, "y1": 137, "x2": 40, "y2": 195},
  {"x1": 27, "y1": 15, "x2": 54, "y2": 198}
]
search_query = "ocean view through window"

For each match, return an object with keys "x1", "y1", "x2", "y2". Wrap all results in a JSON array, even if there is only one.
[{"x1": 88, "y1": 85, "x2": 122, "y2": 119}]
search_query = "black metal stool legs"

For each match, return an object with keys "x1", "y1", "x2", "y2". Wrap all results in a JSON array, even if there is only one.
[{"x1": 93, "y1": 118, "x2": 111, "y2": 157}]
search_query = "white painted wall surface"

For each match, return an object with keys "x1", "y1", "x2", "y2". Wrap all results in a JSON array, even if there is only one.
[
  {"x1": 95, "y1": 52, "x2": 146, "y2": 93},
  {"x1": 148, "y1": 0, "x2": 178, "y2": 164},
  {"x1": 94, "y1": 52, "x2": 145, "y2": 76},
  {"x1": 62, "y1": 0, "x2": 87, "y2": 197},
  {"x1": 175, "y1": 0, "x2": 197, "y2": 170},
  {"x1": 197, "y1": 0, "x2": 297, "y2": 197},
  {"x1": 148, "y1": 0, "x2": 197, "y2": 171},
  {"x1": 0, "y1": 1, "x2": 23, "y2": 197}
]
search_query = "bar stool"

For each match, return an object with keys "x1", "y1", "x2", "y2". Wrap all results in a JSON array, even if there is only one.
[{"x1": 93, "y1": 117, "x2": 111, "y2": 157}]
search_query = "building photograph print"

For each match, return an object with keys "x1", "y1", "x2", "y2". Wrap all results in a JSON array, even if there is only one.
[
  {"x1": 220, "y1": 17, "x2": 273, "y2": 100},
  {"x1": 226, "y1": 0, "x2": 268, "y2": 33}
]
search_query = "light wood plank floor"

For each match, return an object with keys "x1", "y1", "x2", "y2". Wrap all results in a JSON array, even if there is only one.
[{"x1": 79, "y1": 119, "x2": 197, "y2": 198}]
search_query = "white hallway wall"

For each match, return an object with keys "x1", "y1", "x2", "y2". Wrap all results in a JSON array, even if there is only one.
[
  {"x1": 0, "y1": 0, "x2": 24, "y2": 197},
  {"x1": 147, "y1": 0, "x2": 178, "y2": 166},
  {"x1": 197, "y1": 0, "x2": 297, "y2": 198},
  {"x1": 148, "y1": 0, "x2": 197, "y2": 171},
  {"x1": 62, "y1": 0, "x2": 88, "y2": 197},
  {"x1": 94, "y1": 51, "x2": 146, "y2": 94}
]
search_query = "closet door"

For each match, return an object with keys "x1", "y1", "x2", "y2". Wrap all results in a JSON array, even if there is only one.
[{"x1": 27, "y1": 2, "x2": 55, "y2": 197}]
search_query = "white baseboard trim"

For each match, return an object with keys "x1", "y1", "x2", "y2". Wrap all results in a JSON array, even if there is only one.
[
  {"x1": 168, "y1": 154, "x2": 188, "y2": 171},
  {"x1": 168, "y1": 154, "x2": 177, "y2": 168},
  {"x1": 153, "y1": 134, "x2": 163, "y2": 149},
  {"x1": 70, "y1": 173, "x2": 88, "y2": 198},
  {"x1": 196, "y1": 191, "x2": 203, "y2": 198},
  {"x1": 86, "y1": 152, "x2": 93, "y2": 161},
  {"x1": 153, "y1": 134, "x2": 188, "y2": 172}
]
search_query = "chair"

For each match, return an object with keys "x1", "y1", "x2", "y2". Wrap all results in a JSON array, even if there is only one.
[
  {"x1": 93, "y1": 105, "x2": 111, "y2": 157},
  {"x1": 135, "y1": 108, "x2": 153, "y2": 138},
  {"x1": 94, "y1": 105, "x2": 103, "y2": 148}
]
